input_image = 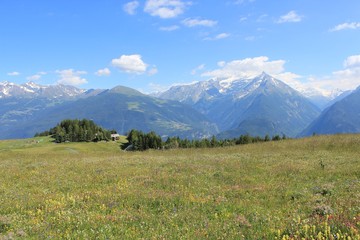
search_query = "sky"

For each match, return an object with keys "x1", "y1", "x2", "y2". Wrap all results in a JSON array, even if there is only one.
[{"x1": 1, "y1": 0, "x2": 360, "y2": 95}]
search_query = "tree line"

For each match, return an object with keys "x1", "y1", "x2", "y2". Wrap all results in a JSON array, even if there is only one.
[
  {"x1": 35, "y1": 119, "x2": 115, "y2": 143},
  {"x1": 35, "y1": 119, "x2": 287, "y2": 149},
  {"x1": 122, "y1": 129, "x2": 287, "y2": 151}
]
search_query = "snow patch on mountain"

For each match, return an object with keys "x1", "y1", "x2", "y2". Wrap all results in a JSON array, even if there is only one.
[
  {"x1": 157, "y1": 72, "x2": 352, "y2": 110},
  {"x1": 0, "y1": 81, "x2": 86, "y2": 99},
  {"x1": 158, "y1": 72, "x2": 296, "y2": 104}
]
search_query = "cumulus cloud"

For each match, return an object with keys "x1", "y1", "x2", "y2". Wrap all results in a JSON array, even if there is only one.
[
  {"x1": 56, "y1": 69, "x2": 87, "y2": 86},
  {"x1": 144, "y1": 0, "x2": 191, "y2": 19},
  {"x1": 112, "y1": 54, "x2": 157, "y2": 75},
  {"x1": 274, "y1": 72, "x2": 303, "y2": 88},
  {"x1": 159, "y1": 25, "x2": 180, "y2": 31},
  {"x1": 95, "y1": 68, "x2": 111, "y2": 76},
  {"x1": 277, "y1": 11, "x2": 303, "y2": 23},
  {"x1": 330, "y1": 55, "x2": 360, "y2": 89},
  {"x1": 293, "y1": 55, "x2": 360, "y2": 95},
  {"x1": 123, "y1": 1, "x2": 140, "y2": 15},
  {"x1": 7, "y1": 72, "x2": 20, "y2": 76},
  {"x1": 112, "y1": 54, "x2": 148, "y2": 74},
  {"x1": 201, "y1": 56, "x2": 286, "y2": 80},
  {"x1": 267, "y1": 55, "x2": 360, "y2": 95},
  {"x1": 330, "y1": 22, "x2": 360, "y2": 32},
  {"x1": 182, "y1": 18, "x2": 217, "y2": 27}
]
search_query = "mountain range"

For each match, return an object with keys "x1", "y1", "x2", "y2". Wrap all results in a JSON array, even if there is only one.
[
  {"x1": 0, "y1": 82, "x2": 217, "y2": 139},
  {"x1": 0, "y1": 81, "x2": 85, "y2": 99},
  {"x1": 158, "y1": 72, "x2": 320, "y2": 138},
  {"x1": 1, "y1": 73, "x2": 359, "y2": 140}
]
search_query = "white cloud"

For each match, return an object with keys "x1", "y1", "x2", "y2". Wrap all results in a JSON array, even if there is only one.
[
  {"x1": 159, "y1": 25, "x2": 179, "y2": 31},
  {"x1": 124, "y1": 1, "x2": 140, "y2": 15},
  {"x1": 95, "y1": 68, "x2": 111, "y2": 76},
  {"x1": 233, "y1": 0, "x2": 255, "y2": 4},
  {"x1": 201, "y1": 56, "x2": 286, "y2": 80},
  {"x1": 148, "y1": 82, "x2": 170, "y2": 93},
  {"x1": 144, "y1": 0, "x2": 191, "y2": 19},
  {"x1": 182, "y1": 18, "x2": 217, "y2": 27},
  {"x1": 256, "y1": 14, "x2": 268, "y2": 22},
  {"x1": 112, "y1": 54, "x2": 151, "y2": 75},
  {"x1": 293, "y1": 55, "x2": 360, "y2": 94},
  {"x1": 217, "y1": 61, "x2": 226, "y2": 67},
  {"x1": 239, "y1": 17, "x2": 247, "y2": 22},
  {"x1": 26, "y1": 74, "x2": 41, "y2": 81},
  {"x1": 204, "y1": 33, "x2": 231, "y2": 41},
  {"x1": 330, "y1": 22, "x2": 360, "y2": 32},
  {"x1": 7, "y1": 72, "x2": 20, "y2": 76},
  {"x1": 26, "y1": 72, "x2": 47, "y2": 81},
  {"x1": 274, "y1": 72, "x2": 302, "y2": 88},
  {"x1": 191, "y1": 64, "x2": 205, "y2": 75},
  {"x1": 56, "y1": 69, "x2": 88, "y2": 86},
  {"x1": 344, "y1": 55, "x2": 360, "y2": 68},
  {"x1": 27, "y1": 75, "x2": 41, "y2": 81},
  {"x1": 277, "y1": 11, "x2": 303, "y2": 23},
  {"x1": 215, "y1": 33, "x2": 230, "y2": 40},
  {"x1": 148, "y1": 67, "x2": 158, "y2": 76},
  {"x1": 245, "y1": 36, "x2": 256, "y2": 41},
  {"x1": 330, "y1": 55, "x2": 360, "y2": 90}
]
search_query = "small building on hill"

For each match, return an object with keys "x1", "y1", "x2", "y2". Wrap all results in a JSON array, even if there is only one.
[{"x1": 111, "y1": 134, "x2": 120, "y2": 141}]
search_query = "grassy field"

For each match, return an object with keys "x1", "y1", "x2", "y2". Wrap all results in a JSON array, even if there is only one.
[{"x1": 0, "y1": 135, "x2": 359, "y2": 239}]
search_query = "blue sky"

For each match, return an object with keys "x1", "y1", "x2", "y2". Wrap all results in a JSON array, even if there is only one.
[{"x1": 1, "y1": 0, "x2": 360, "y2": 94}]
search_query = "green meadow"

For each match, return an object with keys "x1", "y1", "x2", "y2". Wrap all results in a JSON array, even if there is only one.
[{"x1": 0, "y1": 135, "x2": 359, "y2": 239}]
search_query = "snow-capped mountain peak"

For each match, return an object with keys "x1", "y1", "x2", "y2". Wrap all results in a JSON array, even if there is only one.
[
  {"x1": 25, "y1": 81, "x2": 43, "y2": 90},
  {"x1": 0, "y1": 81, "x2": 85, "y2": 99},
  {"x1": 157, "y1": 72, "x2": 320, "y2": 138},
  {"x1": 158, "y1": 72, "x2": 282, "y2": 104},
  {"x1": 0, "y1": 81, "x2": 10, "y2": 86}
]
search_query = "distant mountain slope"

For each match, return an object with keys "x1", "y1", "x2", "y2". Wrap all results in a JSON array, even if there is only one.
[
  {"x1": 323, "y1": 89, "x2": 353, "y2": 109},
  {"x1": 0, "y1": 81, "x2": 85, "y2": 99},
  {"x1": 157, "y1": 77, "x2": 252, "y2": 115},
  {"x1": 298, "y1": 87, "x2": 346, "y2": 110},
  {"x1": 0, "y1": 81, "x2": 108, "y2": 140},
  {"x1": 0, "y1": 85, "x2": 217, "y2": 139},
  {"x1": 158, "y1": 72, "x2": 320, "y2": 137},
  {"x1": 300, "y1": 87, "x2": 360, "y2": 136}
]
